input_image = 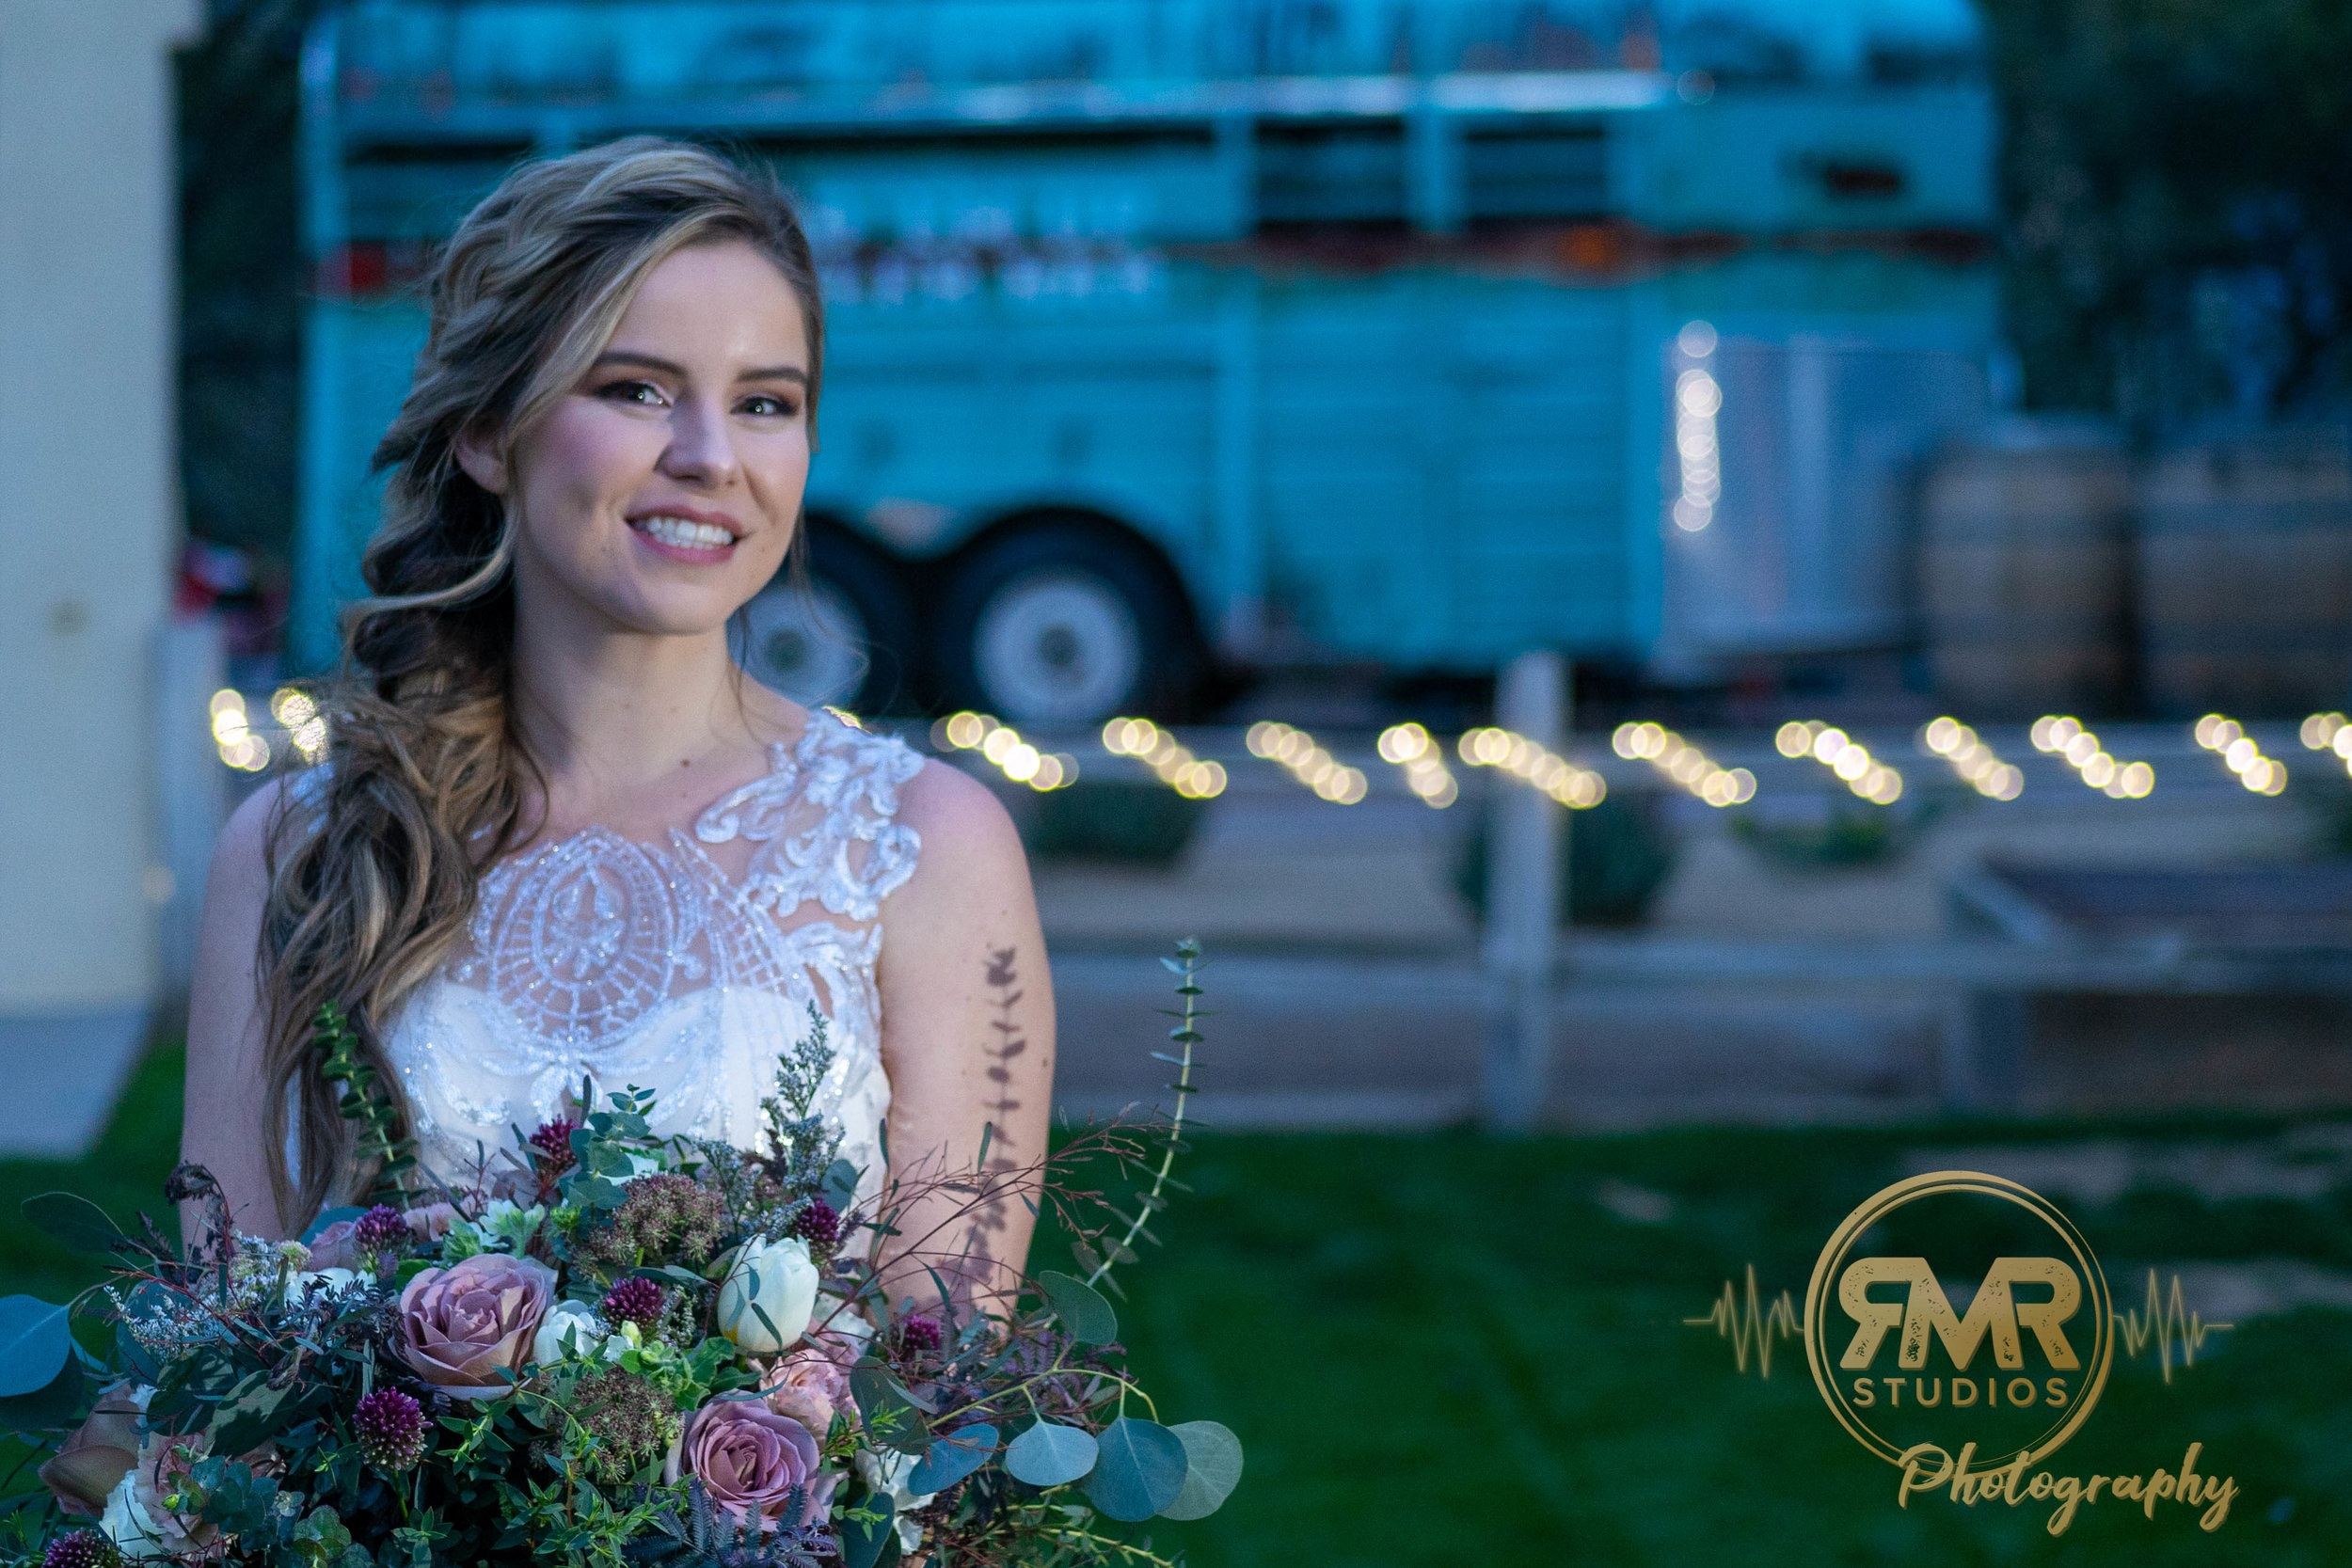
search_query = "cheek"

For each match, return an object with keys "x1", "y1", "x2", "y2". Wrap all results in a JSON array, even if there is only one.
[{"x1": 516, "y1": 405, "x2": 659, "y2": 546}]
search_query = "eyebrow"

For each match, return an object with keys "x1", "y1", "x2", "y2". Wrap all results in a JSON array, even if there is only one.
[{"x1": 591, "y1": 350, "x2": 807, "y2": 386}]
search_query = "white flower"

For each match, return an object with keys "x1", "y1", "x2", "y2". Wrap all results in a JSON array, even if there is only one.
[
  {"x1": 293, "y1": 1267, "x2": 363, "y2": 1298},
  {"x1": 855, "y1": 1448, "x2": 936, "y2": 1552},
  {"x1": 811, "y1": 1294, "x2": 875, "y2": 1350},
  {"x1": 531, "y1": 1299, "x2": 621, "y2": 1367},
  {"x1": 100, "y1": 1470, "x2": 169, "y2": 1560},
  {"x1": 716, "y1": 1237, "x2": 818, "y2": 1354}
]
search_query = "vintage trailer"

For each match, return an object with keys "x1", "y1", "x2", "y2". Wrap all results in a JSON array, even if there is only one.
[{"x1": 294, "y1": 0, "x2": 1997, "y2": 721}]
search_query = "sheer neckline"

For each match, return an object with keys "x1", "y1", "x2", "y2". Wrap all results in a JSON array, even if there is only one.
[{"x1": 503, "y1": 706, "x2": 854, "y2": 864}]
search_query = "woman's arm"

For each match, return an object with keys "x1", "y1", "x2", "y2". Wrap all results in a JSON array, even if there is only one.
[
  {"x1": 182, "y1": 781, "x2": 293, "y2": 1240},
  {"x1": 875, "y1": 760, "x2": 1056, "y2": 1309}
]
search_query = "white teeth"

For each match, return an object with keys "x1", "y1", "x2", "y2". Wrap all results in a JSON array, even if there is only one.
[{"x1": 635, "y1": 515, "x2": 734, "y2": 548}]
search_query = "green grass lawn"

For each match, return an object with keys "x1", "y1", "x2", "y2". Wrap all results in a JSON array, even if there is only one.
[{"x1": 10, "y1": 1051, "x2": 2352, "y2": 1566}]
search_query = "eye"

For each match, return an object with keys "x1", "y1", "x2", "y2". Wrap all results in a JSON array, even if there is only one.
[
  {"x1": 596, "y1": 379, "x2": 668, "y2": 407},
  {"x1": 739, "y1": 392, "x2": 801, "y2": 419}
]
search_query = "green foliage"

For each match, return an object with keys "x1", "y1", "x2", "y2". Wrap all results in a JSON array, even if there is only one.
[
  {"x1": 311, "y1": 1006, "x2": 416, "y2": 1202},
  {"x1": 1021, "y1": 782, "x2": 1204, "y2": 866},
  {"x1": 1456, "y1": 792, "x2": 1677, "y2": 926},
  {"x1": 1982, "y1": 0, "x2": 2352, "y2": 420}
]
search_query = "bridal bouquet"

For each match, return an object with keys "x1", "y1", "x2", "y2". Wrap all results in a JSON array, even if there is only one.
[{"x1": 0, "y1": 944, "x2": 1235, "y2": 1568}]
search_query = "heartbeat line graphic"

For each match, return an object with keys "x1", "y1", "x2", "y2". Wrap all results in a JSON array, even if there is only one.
[
  {"x1": 2113, "y1": 1269, "x2": 2233, "y2": 1384},
  {"x1": 1685, "y1": 1263, "x2": 1801, "y2": 1378}
]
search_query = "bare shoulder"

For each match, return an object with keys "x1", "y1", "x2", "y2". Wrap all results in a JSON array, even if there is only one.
[
  {"x1": 214, "y1": 774, "x2": 307, "y2": 899},
  {"x1": 895, "y1": 757, "x2": 1025, "y2": 885}
]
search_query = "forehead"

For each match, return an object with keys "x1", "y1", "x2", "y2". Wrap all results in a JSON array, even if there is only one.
[{"x1": 606, "y1": 239, "x2": 807, "y2": 366}]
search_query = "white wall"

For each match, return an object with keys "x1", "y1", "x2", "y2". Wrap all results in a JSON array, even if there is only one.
[{"x1": 0, "y1": 0, "x2": 202, "y2": 1149}]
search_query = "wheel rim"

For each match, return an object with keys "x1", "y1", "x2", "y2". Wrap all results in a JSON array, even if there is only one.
[
  {"x1": 740, "y1": 578, "x2": 869, "y2": 709},
  {"x1": 973, "y1": 568, "x2": 1142, "y2": 727}
]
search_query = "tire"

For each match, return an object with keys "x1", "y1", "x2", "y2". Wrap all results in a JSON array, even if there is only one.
[
  {"x1": 934, "y1": 521, "x2": 1198, "y2": 729},
  {"x1": 738, "y1": 525, "x2": 917, "y2": 716}
]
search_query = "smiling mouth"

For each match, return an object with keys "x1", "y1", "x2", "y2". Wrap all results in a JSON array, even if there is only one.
[{"x1": 631, "y1": 515, "x2": 739, "y2": 550}]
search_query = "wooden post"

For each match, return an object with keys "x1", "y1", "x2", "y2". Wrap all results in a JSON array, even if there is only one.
[{"x1": 1484, "y1": 651, "x2": 1565, "y2": 1131}]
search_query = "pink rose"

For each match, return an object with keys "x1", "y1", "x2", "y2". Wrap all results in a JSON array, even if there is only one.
[
  {"x1": 397, "y1": 1253, "x2": 556, "y2": 1399},
  {"x1": 39, "y1": 1382, "x2": 145, "y2": 1516},
  {"x1": 303, "y1": 1219, "x2": 361, "y2": 1271},
  {"x1": 403, "y1": 1202, "x2": 460, "y2": 1242},
  {"x1": 759, "y1": 1348, "x2": 850, "y2": 1435},
  {"x1": 685, "y1": 1396, "x2": 835, "y2": 1529}
]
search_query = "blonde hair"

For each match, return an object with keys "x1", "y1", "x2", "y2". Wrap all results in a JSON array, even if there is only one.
[{"x1": 259, "y1": 137, "x2": 825, "y2": 1227}]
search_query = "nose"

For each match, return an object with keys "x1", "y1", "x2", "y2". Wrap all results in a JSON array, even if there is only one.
[{"x1": 658, "y1": 395, "x2": 740, "y2": 488}]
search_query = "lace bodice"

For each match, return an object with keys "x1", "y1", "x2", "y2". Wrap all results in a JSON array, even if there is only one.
[{"x1": 376, "y1": 710, "x2": 925, "y2": 1204}]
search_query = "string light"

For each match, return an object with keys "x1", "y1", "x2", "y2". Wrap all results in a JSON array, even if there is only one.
[
  {"x1": 210, "y1": 689, "x2": 269, "y2": 772},
  {"x1": 1375, "y1": 722, "x2": 1458, "y2": 808},
  {"x1": 2030, "y1": 715, "x2": 2155, "y2": 798},
  {"x1": 931, "y1": 710, "x2": 1077, "y2": 791},
  {"x1": 1245, "y1": 721, "x2": 1367, "y2": 803},
  {"x1": 1463, "y1": 726, "x2": 1609, "y2": 807},
  {"x1": 2300, "y1": 712, "x2": 2352, "y2": 779},
  {"x1": 1918, "y1": 716, "x2": 2023, "y2": 800},
  {"x1": 1773, "y1": 721, "x2": 1901, "y2": 805},
  {"x1": 1102, "y1": 716, "x2": 1226, "y2": 799},
  {"x1": 271, "y1": 688, "x2": 328, "y2": 764},
  {"x1": 2190, "y1": 713, "x2": 2284, "y2": 796}
]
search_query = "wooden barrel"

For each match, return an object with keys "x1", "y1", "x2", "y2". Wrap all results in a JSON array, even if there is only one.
[
  {"x1": 1917, "y1": 422, "x2": 2132, "y2": 719},
  {"x1": 2137, "y1": 427, "x2": 2352, "y2": 718}
]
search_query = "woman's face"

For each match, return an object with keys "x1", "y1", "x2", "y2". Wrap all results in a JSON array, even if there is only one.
[{"x1": 468, "y1": 239, "x2": 812, "y2": 641}]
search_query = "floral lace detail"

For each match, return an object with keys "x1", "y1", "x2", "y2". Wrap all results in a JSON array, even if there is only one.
[{"x1": 377, "y1": 710, "x2": 925, "y2": 1196}]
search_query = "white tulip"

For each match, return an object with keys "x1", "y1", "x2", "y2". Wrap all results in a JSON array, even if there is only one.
[{"x1": 716, "y1": 1237, "x2": 818, "y2": 1354}]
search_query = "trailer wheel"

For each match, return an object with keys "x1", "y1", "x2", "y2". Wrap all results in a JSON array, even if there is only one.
[
  {"x1": 935, "y1": 523, "x2": 1195, "y2": 728},
  {"x1": 739, "y1": 526, "x2": 916, "y2": 716}
]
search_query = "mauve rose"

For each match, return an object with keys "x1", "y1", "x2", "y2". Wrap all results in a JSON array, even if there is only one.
[
  {"x1": 397, "y1": 1253, "x2": 556, "y2": 1399},
  {"x1": 40, "y1": 1382, "x2": 145, "y2": 1517},
  {"x1": 759, "y1": 1348, "x2": 850, "y2": 1435},
  {"x1": 685, "y1": 1396, "x2": 835, "y2": 1529},
  {"x1": 302, "y1": 1220, "x2": 361, "y2": 1272},
  {"x1": 403, "y1": 1202, "x2": 459, "y2": 1242}
]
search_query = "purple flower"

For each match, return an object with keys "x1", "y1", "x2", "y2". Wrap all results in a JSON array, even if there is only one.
[
  {"x1": 41, "y1": 1529, "x2": 119, "y2": 1568},
  {"x1": 354, "y1": 1205, "x2": 407, "y2": 1257},
  {"x1": 789, "y1": 1198, "x2": 840, "y2": 1248},
  {"x1": 601, "y1": 1276, "x2": 667, "y2": 1329},
  {"x1": 530, "y1": 1117, "x2": 580, "y2": 1176},
  {"x1": 898, "y1": 1314, "x2": 942, "y2": 1355},
  {"x1": 684, "y1": 1397, "x2": 835, "y2": 1530},
  {"x1": 353, "y1": 1388, "x2": 428, "y2": 1472},
  {"x1": 397, "y1": 1253, "x2": 557, "y2": 1399}
]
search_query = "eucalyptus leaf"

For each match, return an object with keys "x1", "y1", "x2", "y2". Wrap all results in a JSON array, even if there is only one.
[
  {"x1": 822, "y1": 1159, "x2": 860, "y2": 1213},
  {"x1": 23, "y1": 1193, "x2": 127, "y2": 1256},
  {"x1": 849, "y1": 1363, "x2": 931, "y2": 1455},
  {"x1": 836, "y1": 1495, "x2": 896, "y2": 1568},
  {"x1": 907, "y1": 1421, "x2": 997, "y2": 1494},
  {"x1": 1004, "y1": 1419, "x2": 1097, "y2": 1488},
  {"x1": 1158, "y1": 1420, "x2": 1245, "y2": 1519},
  {"x1": 1083, "y1": 1417, "x2": 1187, "y2": 1522},
  {"x1": 1034, "y1": 1271, "x2": 1117, "y2": 1345},
  {"x1": 0, "y1": 1357, "x2": 84, "y2": 1433},
  {"x1": 0, "y1": 1297, "x2": 72, "y2": 1399}
]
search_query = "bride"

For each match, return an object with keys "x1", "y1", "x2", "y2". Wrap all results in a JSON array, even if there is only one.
[{"x1": 181, "y1": 138, "x2": 1054, "y2": 1302}]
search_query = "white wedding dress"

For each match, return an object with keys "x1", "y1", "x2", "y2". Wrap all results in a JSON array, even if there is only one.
[{"x1": 361, "y1": 709, "x2": 924, "y2": 1207}]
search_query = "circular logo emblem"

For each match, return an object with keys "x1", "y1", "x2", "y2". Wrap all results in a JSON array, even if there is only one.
[{"x1": 1804, "y1": 1171, "x2": 2113, "y2": 1468}]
